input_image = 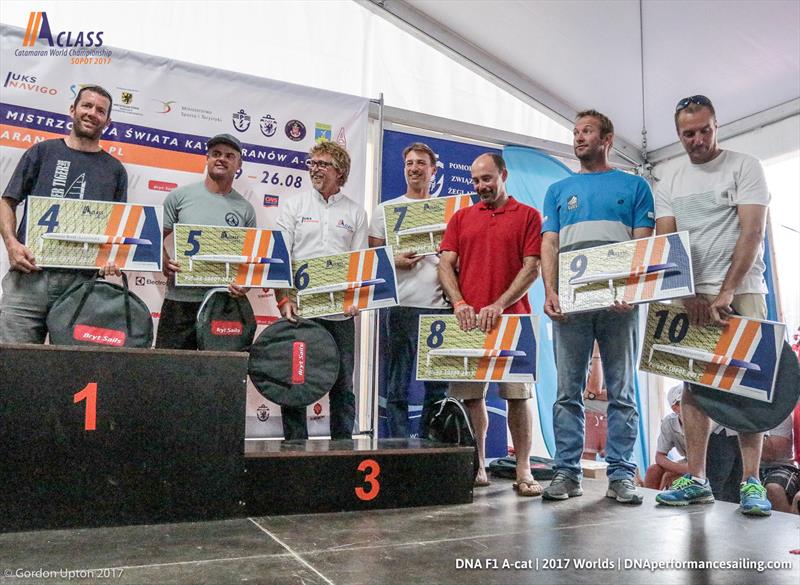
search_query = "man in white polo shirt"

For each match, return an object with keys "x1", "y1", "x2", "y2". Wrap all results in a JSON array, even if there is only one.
[
  {"x1": 368, "y1": 142, "x2": 450, "y2": 438},
  {"x1": 654, "y1": 95, "x2": 772, "y2": 516},
  {"x1": 275, "y1": 141, "x2": 368, "y2": 440}
]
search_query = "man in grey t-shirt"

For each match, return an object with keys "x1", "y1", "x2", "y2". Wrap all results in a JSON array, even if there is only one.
[
  {"x1": 0, "y1": 85, "x2": 127, "y2": 343},
  {"x1": 156, "y1": 134, "x2": 256, "y2": 349}
]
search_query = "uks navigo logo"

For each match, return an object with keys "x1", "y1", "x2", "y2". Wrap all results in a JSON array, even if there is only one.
[{"x1": 22, "y1": 12, "x2": 104, "y2": 47}]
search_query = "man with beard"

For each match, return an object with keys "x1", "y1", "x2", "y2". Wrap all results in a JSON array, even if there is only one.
[
  {"x1": 157, "y1": 133, "x2": 256, "y2": 349},
  {"x1": 541, "y1": 110, "x2": 654, "y2": 505},
  {"x1": 438, "y1": 153, "x2": 543, "y2": 495},
  {"x1": 654, "y1": 95, "x2": 773, "y2": 516},
  {"x1": 275, "y1": 141, "x2": 368, "y2": 440},
  {"x1": 0, "y1": 85, "x2": 127, "y2": 343},
  {"x1": 368, "y1": 142, "x2": 449, "y2": 439}
]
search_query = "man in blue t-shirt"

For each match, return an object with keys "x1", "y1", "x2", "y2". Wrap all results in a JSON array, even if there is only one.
[{"x1": 540, "y1": 109, "x2": 655, "y2": 505}]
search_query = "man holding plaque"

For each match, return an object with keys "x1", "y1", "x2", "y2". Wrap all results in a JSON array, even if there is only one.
[
  {"x1": 0, "y1": 85, "x2": 127, "y2": 343},
  {"x1": 541, "y1": 110, "x2": 654, "y2": 505},
  {"x1": 156, "y1": 133, "x2": 256, "y2": 349},
  {"x1": 654, "y1": 95, "x2": 772, "y2": 515},
  {"x1": 439, "y1": 153, "x2": 542, "y2": 495},
  {"x1": 275, "y1": 141, "x2": 368, "y2": 440},
  {"x1": 369, "y1": 142, "x2": 449, "y2": 438}
]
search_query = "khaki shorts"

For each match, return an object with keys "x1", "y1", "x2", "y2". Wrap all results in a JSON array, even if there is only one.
[
  {"x1": 449, "y1": 381, "x2": 532, "y2": 401},
  {"x1": 687, "y1": 293, "x2": 767, "y2": 320}
]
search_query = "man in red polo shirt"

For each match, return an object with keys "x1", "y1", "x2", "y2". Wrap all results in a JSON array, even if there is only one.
[{"x1": 438, "y1": 153, "x2": 543, "y2": 496}]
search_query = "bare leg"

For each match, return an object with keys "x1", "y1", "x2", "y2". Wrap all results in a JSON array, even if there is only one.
[
  {"x1": 738, "y1": 432, "x2": 764, "y2": 481},
  {"x1": 464, "y1": 398, "x2": 488, "y2": 483},
  {"x1": 644, "y1": 464, "x2": 665, "y2": 489},
  {"x1": 507, "y1": 399, "x2": 532, "y2": 481},
  {"x1": 681, "y1": 388, "x2": 712, "y2": 478},
  {"x1": 765, "y1": 483, "x2": 792, "y2": 513}
]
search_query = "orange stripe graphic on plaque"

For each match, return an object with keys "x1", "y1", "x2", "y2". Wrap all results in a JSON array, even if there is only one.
[
  {"x1": 444, "y1": 197, "x2": 458, "y2": 221},
  {"x1": 491, "y1": 317, "x2": 519, "y2": 381},
  {"x1": 109, "y1": 205, "x2": 143, "y2": 267},
  {"x1": 623, "y1": 239, "x2": 649, "y2": 302},
  {"x1": 356, "y1": 249, "x2": 376, "y2": 309},
  {"x1": 719, "y1": 320, "x2": 760, "y2": 390},
  {"x1": 95, "y1": 204, "x2": 126, "y2": 266},
  {"x1": 235, "y1": 228, "x2": 259, "y2": 284},
  {"x1": 343, "y1": 252, "x2": 362, "y2": 310},
  {"x1": 641, "y1": 236, "x2": 667, "y2": 300},
  {"x1": 476, "y1": 325, "x2": 502, "y2": 380},
  {"x1": 699, "y1": 319, "x2": 740, "y2": 385},
  {"x1": 249, "y1": 230, "x2": 272, "y2": 286}
]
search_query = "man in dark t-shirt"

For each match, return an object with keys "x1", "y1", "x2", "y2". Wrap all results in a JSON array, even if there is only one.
[{"x1": 0, "y1": 85, "x2": 128, "y2": 343}]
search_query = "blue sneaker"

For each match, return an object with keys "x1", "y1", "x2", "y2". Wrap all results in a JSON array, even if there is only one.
[
  {"x1": 655, "y1": 474, "x2": 715, "y2": 506},
  {"x1": 739, "y1": 476, "x2": 772, "y2": 516}
]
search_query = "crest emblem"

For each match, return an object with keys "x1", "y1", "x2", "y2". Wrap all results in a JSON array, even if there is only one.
[{"x1": 232, "y1": 109, "x2": 250, "y2": 132}]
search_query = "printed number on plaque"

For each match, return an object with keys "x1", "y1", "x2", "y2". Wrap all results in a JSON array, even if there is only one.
[
  {"x1": 392, "y1": 206, "x2": 407, "y2": 232},
  {"x1": 73, "y1": 382, "x2": 97, "y2": 431},
  {"x1": 426, "y1": 320, "x2": 446, "y2": 348},
  {"x1": 570, "y1": 254, "x2": 588, "y2": 280},
  {"x1": 38, "y1": 204, "x2": 61, "y2": 233},
  {"x1": 653, "y1": 309, "x2": 690, "y2": 343},
  {"x1": 294, "y1": 263, "x2": 309, "y2": 290},
  {"x1": 185, "y1": 229, "x2": 202, "y2": 256},
  {"x1": 355, "y1": 458, "x2": 381, "y2": 501}
]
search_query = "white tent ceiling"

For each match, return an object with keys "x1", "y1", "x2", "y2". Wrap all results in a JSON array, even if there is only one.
[{"x1": 365, "y1": 0, "x2": 800, "y2": 164}]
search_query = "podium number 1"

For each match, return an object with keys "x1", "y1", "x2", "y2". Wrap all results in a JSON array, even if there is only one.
[
  {"x1": 74, "y1": 382, "x2": 97, "y2": 431},
  {"x1": 355, "y1": 459, "x2": 381, "y2": 501}
]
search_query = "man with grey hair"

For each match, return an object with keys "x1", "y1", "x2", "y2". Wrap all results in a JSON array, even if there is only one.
[{"x1": 276, "y1": 140, "x2": 368, "y2": 440}]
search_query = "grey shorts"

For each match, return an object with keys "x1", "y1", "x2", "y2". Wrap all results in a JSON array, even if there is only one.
[{"x1": 448, "y1": 381, "x2": 532, "y2": 400}]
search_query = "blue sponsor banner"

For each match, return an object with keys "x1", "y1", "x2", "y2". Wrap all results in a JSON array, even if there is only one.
[{"x1": 378, "y1": 128, "x2": 509, "y2": 457}]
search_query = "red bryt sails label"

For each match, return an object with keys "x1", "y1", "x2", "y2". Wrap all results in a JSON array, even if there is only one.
[
  {"x1": 73, "y1": 324, "x2": 126, "y2": 347},
  {"x1": 292, "y1": 341, "x2": 306, "y2": 384},
  {"x1": 211, "y1": 320, "x2": 243, "y2": 336}
]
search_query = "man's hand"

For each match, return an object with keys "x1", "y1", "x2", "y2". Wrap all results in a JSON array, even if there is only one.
[
  {"x1": 394, "y1": 251, "x2": 423, "y2": 270},
  {"x1": 682, "y1": 295, "x2": 712, "y2": 327},
  {"x1": 708, "y1": 290, "x2": 734, "y2": 325},
  {"x1": 543, "y1": 290, "x2": 565, "y2": 321},
  {"x1": 280, "y1": 298, "x2": 298, "y2": 323},
  {"x1": 98, "y1": 262, "x2": 121, "y2": 277},
  {"x1": 228, "y1": 283, "x2": 248, "y2": 298},
  {"x1": 609, "y1": 300, "x2": 634, "y2": 313},
  {"x1": 477, "y1": 302, "x2": 503, "y2": 333},
  {"x1": 454, "y1": 302, "x2": 477, "y2": 332},
  {"x1": 162, "y1": 258, "x2": 180, "y2": 278},
  {"x1": 6, "y1": 239, "x2": 40, "y2": 273}
]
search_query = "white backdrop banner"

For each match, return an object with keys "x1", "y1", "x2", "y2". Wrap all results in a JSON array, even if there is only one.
[{"x1": 0, "y1": 24, "x2": 369, "y2": 438}]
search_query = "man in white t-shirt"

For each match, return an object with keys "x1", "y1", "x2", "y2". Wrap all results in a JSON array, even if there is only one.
[
  {"x1": 654, "y1": 95, "x2": 773, "y2": 516},
  {"x1": 275, "y1": 141, "x2": 368, "y2": 441},
  {"x1": 368, "y1": 143, "x2": 450, "y2": 438}
]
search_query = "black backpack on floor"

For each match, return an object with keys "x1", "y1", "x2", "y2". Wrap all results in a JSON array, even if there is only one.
[
  {"x1": 488, "y1": 456, "x2": 556, "y2": 481},
  {"x1": 424, "y1": 397, "x2": 480, "y2": 478}
]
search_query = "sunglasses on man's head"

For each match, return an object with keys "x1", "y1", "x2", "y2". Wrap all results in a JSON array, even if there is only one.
[{"x1": 675, "y1": 95, "x2": 712, "y2": 113}]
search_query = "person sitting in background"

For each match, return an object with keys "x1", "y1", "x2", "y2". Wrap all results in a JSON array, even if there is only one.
[
  {"x1": 760, "y1": 415, "x2": 798, "y2": 514},
  {"x1": 644, "y1": 385, "x2": 687, "y2": 490}
]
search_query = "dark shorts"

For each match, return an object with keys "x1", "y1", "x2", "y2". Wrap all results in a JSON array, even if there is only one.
[{"x1": 760, "y1": 464, "x2": 800, "y2": 501}]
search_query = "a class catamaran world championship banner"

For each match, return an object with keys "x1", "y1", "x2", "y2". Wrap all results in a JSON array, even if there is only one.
[
  {"x1": 416, "y1": 314, "x2": 538, "y2": 383},
  {"x1": 292, "y1": 247, "x2": 399, "y2": 318},
  {"x1": 558, "y1": 232, "x2": 694, "y2": 314},
  {"x1": 25, "y1": 196, "x2": 163, "y2": 271},
  {"x1": 640, "y1": 302, "x2": 785, "y2": 403}
]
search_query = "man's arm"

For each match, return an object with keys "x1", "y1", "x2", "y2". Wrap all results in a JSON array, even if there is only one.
[
  {"x1": 709, "y1": 204, "x2": 768, "y2": 324},
  {"x1": 655, "y1": 451, "x2": 689, "y2": 475},
  {"x1": 761, "y1": 434, "x2": 793, "y2": 464},
  {"x1": 0, "y1": 197, "x2": 39, "y2": 273},
  {"x1": 438, "y1": 250, "x2": 475, "y2": 332},
  {"x1": 541, "y1": 231, "x2": 563, "y2": 321},
  {"x1": 477, "y1": 255, "x2": 539, "y2": 332}
]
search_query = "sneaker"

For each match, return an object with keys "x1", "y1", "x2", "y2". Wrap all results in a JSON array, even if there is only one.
[
  {"x1": 739, "y1": 477, "x2": 772, "y2": 516},
  {"x1": 606, "y1": 478, "x2": 643, "y2": 505},
  {"x1": 542, "y1": 471, "x2": 583, "y2": 500},
  {"x1": 655, "y1": 474, "x2": 714, "y2": 506}
]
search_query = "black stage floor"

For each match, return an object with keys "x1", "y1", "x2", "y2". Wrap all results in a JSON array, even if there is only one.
[{"x1": 1, "y1": 476, "x2": 798, "y2": 585}]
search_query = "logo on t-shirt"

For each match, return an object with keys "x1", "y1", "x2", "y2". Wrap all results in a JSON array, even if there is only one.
[
  {"x1": 225, "y1": 212, "x2": 240, "y2": 226},
  {"x1": 567, "y1": 195, "x2": 579, "y2": 211},
  {"x1": 336, "y1": 219, "x2": 354, "y2": 233}
]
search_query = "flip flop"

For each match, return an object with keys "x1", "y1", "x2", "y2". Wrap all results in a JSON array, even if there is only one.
[
  {"x1": 513, "y1": 478, "x2": 543, "y2": 497},
  {"x1": 474, "y1": 477, "x2": 492, "y2": 487}
]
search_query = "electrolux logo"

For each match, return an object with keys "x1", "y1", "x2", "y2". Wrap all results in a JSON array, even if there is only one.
[{"x1": 22, "y1": 12, "x2": 104, "y2": 47}]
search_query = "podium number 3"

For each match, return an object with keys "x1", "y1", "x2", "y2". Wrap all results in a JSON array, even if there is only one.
[
  {"x1": 74, "y1": 382, "x2": 97, "y2": 431},
  {"x1": 355, "y1": 458, "x2": 381, "y2": 501}
]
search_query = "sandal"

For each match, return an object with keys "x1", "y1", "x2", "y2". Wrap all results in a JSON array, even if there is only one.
[{"x1": 513, "y1": 478, "x2": 543, "y2": 497}]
